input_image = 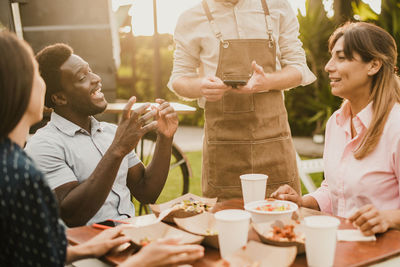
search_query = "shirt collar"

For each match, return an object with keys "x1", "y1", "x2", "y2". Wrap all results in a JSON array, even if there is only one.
[
  {"x1": 51, "y1": 112, "x2": 103, "y2": 137},
  {"x1": 335, "y1": 100, "x2": 351, "y2": 127},
  {"x1": 355, "y1": 102, "x2": 373, "y2": 129},
  {"x1": 335, "y1": 100, "x2": 373, "y2": 130},
  {"x1": 90, "y1": 116, "x2": 104, "y2": 133}
]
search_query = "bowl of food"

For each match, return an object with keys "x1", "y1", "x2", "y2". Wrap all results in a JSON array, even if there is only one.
[
  {"x1": 252, "y1": 218, "x2": 305, "y2": 254},
  {"x1": 244, "y1": 199, "x2": 298, "y2": 223}
]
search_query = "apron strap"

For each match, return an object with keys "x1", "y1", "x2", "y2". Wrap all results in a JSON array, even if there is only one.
[
  {"x1": 202, "y1": 0, "x2": 225, "y2": 44},
  {"x1": 260, "y1": 0, "x2": 270, "y2": 15},
  {"x1": 260, "y1": 0, "x2": 274, "y2": 48}
]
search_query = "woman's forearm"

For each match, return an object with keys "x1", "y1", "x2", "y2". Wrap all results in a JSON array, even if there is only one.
[
  {"x1": 301, "y1": 195, "x2": 321, "y2": 211},
  {"x1": 383, "y1": 210, "x2": 400, "y2": 230},
  {"x1": 65, "y1": 244, "x2": 94, "y2": 264}
]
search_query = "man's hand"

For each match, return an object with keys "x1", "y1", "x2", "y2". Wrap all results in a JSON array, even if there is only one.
[
  {"x1": 111, "y1": 96, "x2": 158, "y2": 156},
  {"x1": 235, "y1": 61, "x2": 270, "y2": 94},
  {"x1": 270, "y1": 184, "x2": 303, "y2": 207},
  {"x1": 348, "y1": 205, "x2": 391, "y2": 236},
  {"x1": 200, "y1": 76, "x2": 231, "y2": 102},
  {"x1": 119, "y1": 237, "x2": 204, "y2": 267},
  {"x1": 153, "y1": 99, "x2": 178, "y2": 138}
]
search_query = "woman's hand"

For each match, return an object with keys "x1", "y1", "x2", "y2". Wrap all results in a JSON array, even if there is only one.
[
  {"x1": 66, "y1": 225, "x2": 132, "y2": 264},
  {"x1": 119, "y1": 237, "x2": 204, "y2": 267},
  {"x1": 270, "y1": 184, "x2": 303, "y2": 207},
  {"x1": 348, "y1": 205, "x2": 391, "y2": 236},
  {"x1": 79, "y1": 225, "x2": 132, "y2": 258}
]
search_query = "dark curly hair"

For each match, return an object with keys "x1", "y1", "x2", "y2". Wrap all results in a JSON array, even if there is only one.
[
  {"x1": 36, "y1": 43, "x2": 73, "y2": 108},
  {"x1": 0, "y1": 30, "x2": 34, "y2": 139}
]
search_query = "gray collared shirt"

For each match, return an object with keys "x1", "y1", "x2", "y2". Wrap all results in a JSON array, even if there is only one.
[{"x1": 25, "y1": 112, "x2": 140, "y2": 225}]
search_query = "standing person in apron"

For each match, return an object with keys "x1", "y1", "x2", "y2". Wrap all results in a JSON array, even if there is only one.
[{"x1": 168, "y1": 0, "x2": 316, "y2": 200}]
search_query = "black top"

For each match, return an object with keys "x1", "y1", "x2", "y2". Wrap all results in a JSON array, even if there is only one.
[{"x1": 0, "y1": 138, "x2": 67, "y2": 266}]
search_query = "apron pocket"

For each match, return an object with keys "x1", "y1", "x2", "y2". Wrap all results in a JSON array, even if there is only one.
[
  {"x1": 207, "y1": 141, "x2": 252, "y2": 188},
  {"x1": 223, "y1": 91, "x2": 254, "y2": 113},
  {"x1": 251, "y1": 136, "x2": 298, "y2": 187}
]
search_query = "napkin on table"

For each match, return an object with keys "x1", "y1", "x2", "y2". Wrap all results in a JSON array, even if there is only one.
[{"x1": 337, "y1": 229, "x2": 376, "y2": 241}]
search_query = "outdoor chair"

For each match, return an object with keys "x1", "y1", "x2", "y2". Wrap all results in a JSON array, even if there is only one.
[{"x1": 296, "y1": 152, "x2": 324, "y2": 193}]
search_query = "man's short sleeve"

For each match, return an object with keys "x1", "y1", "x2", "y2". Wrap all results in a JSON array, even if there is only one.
[
  {"x1": 25, "y1": 137, "x2": 77, "y2": 189},
  {"x1": 127, "y1": 149, "x2": 141, "y2": 168}
]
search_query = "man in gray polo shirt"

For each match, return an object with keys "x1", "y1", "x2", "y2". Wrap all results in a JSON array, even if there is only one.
[{"x1": 25, "y1": 43, "x2": 178, "y2": 227}]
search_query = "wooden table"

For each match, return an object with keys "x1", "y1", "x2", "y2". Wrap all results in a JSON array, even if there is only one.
[
  {"x1": 67, "y1": 199, "x2": 400, "y2": 266},
  {"x1": 104, "y1": 102, "x2": 196, "y2": 115}
]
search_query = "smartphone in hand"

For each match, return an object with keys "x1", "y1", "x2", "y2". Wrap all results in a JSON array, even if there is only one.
[{"x1": 223, "y1": 80, "x2": 247, "y2": 88}]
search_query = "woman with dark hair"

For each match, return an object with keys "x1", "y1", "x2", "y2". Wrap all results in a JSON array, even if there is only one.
[
  {"x1": 272, "y1": 22, "x2": 400, "y2": 236},
  {"x1": 0, "y1": 30, "x2": 203, "y2": 266}
]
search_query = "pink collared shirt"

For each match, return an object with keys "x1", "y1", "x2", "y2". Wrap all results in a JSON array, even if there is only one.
[{"x1": 309, "y1": 101, "x2": 400, "y2": 218}]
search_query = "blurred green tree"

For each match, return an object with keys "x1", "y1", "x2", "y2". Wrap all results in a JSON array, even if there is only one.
[
  {"x1": 117, "y1": 33, "x2": 177, "y2": 102},
  {"x1": 117, "y1": 32, "x2": 204, "y2": 126},
  {"x1": 285, "y1": 0, "x2": 341, "y2": 136},
  {"x1": 333, "y1": 0, "x2": 360, "y2": 24},
  {"x1": 378, "y1": 0, "x2": 400, "y2": 67},
  {"x1": 352, "y1": 0, "x2": 400, "y2": 67}
]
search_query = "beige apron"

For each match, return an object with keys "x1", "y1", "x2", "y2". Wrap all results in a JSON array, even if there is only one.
[{"x1": 201, "y1": 0, "x2": 300, "y2": 200}]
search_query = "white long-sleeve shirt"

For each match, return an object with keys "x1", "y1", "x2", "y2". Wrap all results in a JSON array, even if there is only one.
[{"x1": 168, "y1": 0, "x2": 316, "y2": 107}]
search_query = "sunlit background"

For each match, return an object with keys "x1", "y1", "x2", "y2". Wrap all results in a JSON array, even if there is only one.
[{"x1": 112, "y1": 0, "x2": 381, "y2": 36}]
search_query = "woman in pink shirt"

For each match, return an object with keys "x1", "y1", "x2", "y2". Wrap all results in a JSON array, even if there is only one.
[{"x1": 271, "y1": 22, "x2": 400, "y2": 236}]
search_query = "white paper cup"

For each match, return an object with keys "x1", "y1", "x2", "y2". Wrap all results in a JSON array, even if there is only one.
[
  {"x1": 214, "y1": 209, "x2": 251, "y2": 258},
  {"x1": 240, "y1": 174, "x2": 268, "y2": 204},
  {"x1": 304, "y1": 216, "x2": 341, "y2": 267}
]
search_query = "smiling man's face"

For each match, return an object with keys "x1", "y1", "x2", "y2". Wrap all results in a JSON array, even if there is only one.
[{"x1": 59, "y1": 54, "x2": 107, "y2": 116}]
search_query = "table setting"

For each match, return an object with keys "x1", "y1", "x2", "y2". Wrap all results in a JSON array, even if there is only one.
[{"x1": 66, "y1": 173, "x2": 400, "y2": 267}]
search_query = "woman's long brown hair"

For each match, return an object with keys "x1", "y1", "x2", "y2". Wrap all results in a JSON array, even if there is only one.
[
  {"x1": 0, "y1": 31, "x2": 34, "y2": 140},
  {"x1": 328, "y1": 22, "x2": 400, "y2": 159}
]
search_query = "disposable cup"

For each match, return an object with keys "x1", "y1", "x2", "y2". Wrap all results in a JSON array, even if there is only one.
[
  {"x1": 214, "y1": 209, "x2": 251, "y2": 258},
  {"x1": 240, "y1": 174, "x2": 268, "y2": 204},
  {"x1": 304, "y1": 216, "x2": 341, "y2": 267}
]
